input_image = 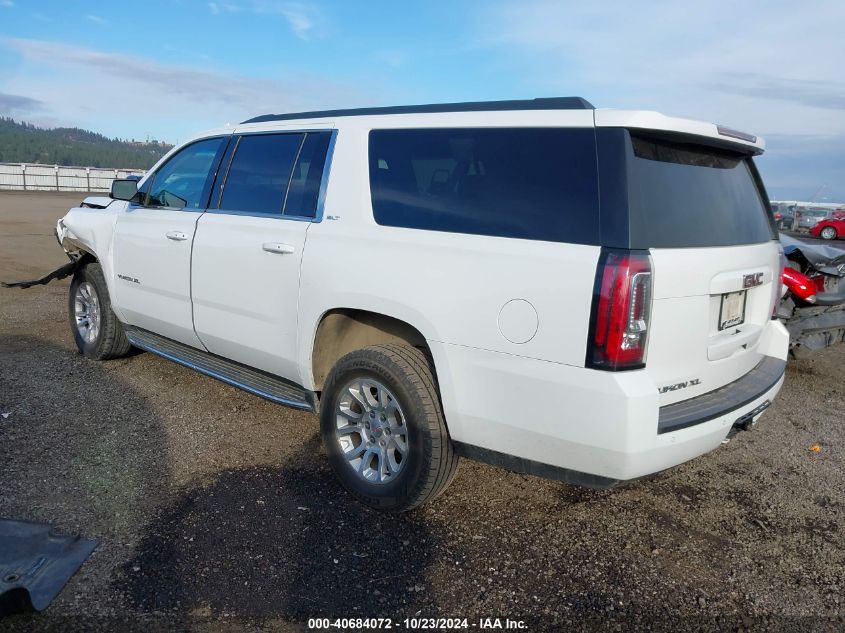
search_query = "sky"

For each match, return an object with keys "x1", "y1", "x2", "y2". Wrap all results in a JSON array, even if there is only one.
[{"x1": 0, "y1": 0, "x2": 843, "y2": 202}]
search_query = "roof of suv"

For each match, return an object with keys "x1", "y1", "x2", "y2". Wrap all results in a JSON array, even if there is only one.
[
  {"x1": 237, "y1": 97, "x2": 764, "y2": 154},
  {"x1": 241, "y1": 97, "x2": 595, "y2": 124}
]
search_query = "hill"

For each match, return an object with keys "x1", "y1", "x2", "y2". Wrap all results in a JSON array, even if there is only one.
[{"x1": 0, "y1": 117, "x2": 173, "y2": 169}]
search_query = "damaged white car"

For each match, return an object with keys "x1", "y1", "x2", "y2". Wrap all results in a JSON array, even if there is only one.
[{"x1": 9, "y1": 98, "x2": 790, "y2": 511}]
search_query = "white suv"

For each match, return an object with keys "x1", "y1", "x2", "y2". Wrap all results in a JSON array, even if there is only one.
[{"x1": 55, "y1": 97, "x2": 790, "y2": 510}]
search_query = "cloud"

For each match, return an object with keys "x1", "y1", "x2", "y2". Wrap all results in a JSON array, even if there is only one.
[
  {"x1": 708, "y1": 73, "x2": 845, "y2": 112},
  {"x1": 207, "y1": 1, "x2": 320, "y2": 40},
  {"x1": 0, "y1": 91, "x2": 44, "y2": 116},
  {"x1": 208, "y1": 2, "x2": 240, "y2": 15},
  {"x1": 373, "y1": 50, "x2": 407, "y2": 69},
  {"x1": 0, "y1": 37, "x2": 368, "y2": 140},
  {"x1": 477, "y1": 0, "x2": 845, "y2": 200},
  {"x1": 0, "y1": 0, "x2": 14, "y2": 8},
  {"x1": 86, "y1": 14, "x2": 108, "y2": 25},
  {"x1": 271, "y1": 4, "x2": 315, "y2": 40},
  {"x1": 479, "y1": 1, "x2": 845, "y2": 136},
  {"x1": 756, "y1": 132, "x2": 845, "y2": 200}
]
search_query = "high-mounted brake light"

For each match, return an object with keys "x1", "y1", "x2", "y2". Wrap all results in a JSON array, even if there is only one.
[
  {"x1": 716, "y1": 125, "x2": 757, "y2": 144},
  {"x1": 587, "y1": 249, "x2": 652, "y2": 371},
  {"x1": 782, "y1": 267, "x2": 817, "y2": 304}
]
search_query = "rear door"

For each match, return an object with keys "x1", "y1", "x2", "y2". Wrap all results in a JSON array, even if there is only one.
[
  {"x1": 608, "y1": 132, "x2": 780, "y2": 405},
  {"x1": 112, "y1": 136, "x2": 227, "y2": 347},
  {"x1": 191, "y1": 130, "x2": 333, "y2": 382}
]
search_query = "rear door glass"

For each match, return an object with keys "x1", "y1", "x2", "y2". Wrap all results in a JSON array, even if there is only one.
[
  {"x1": 369, "y1": 128, "x2": 600, "y2": 244},
  {"x1": 220, "y1": 133, "x2": 304, "y2": 216},
  {"x1": 627, "y1": 135, "x2": 775, "y2": 248}
]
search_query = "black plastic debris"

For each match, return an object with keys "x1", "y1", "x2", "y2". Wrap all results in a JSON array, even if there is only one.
[
  {"x1": 0, "y1": 519, "x2": 97, "y2": 616},
  {"x1": 0, "y1": 259, "x2": 79, "y2": 289}
]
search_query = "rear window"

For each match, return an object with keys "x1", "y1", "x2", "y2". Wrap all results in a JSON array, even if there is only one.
[
  {"x1": 369, "y1": 128, "x2": 599, "y2": 244},
  {"x1": 627, "y1": 135, "x2": 775, "y2": 248}
]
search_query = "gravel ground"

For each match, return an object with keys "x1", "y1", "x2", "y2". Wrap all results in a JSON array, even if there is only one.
[{"x1": 1, "y1": 192, "x2": 843, "y2": 632}]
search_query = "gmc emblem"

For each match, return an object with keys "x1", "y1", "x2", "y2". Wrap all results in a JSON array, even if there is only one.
[{"x1": 742, "y1": 272, "x2": 764, "y2": 288}]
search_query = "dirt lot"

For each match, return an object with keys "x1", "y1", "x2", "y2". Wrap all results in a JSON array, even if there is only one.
[{"x1": 1, "y1": 191, "x2": 843, "y2": 632}]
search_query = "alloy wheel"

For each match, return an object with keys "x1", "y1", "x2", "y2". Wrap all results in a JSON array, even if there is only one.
[
  {"x1": 335, "y1": 378, "x2": 409, "y2": 484},
  {"x1": 74, "y1": 281, "x2": 101, "y2": 344}
]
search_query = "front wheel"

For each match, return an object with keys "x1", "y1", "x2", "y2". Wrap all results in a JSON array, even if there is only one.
[
  {"x1": 820, "y1": 226, "x2": 838, "y2": 240},
  {"x1": 69, "y1": 262, "x2": 132, "y2": 360},
  {"x1": 320, "y1": 343, "x2": 458, "y2": 511}
]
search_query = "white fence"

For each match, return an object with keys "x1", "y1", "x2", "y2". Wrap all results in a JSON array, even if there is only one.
[{"x1": 0, "y1": 162, "x2": 145, "y2": 193}]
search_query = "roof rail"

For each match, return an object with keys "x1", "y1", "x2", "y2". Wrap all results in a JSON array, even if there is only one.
[{"x1": 241, "y1": 97, "x2": 594, "y2": 124}]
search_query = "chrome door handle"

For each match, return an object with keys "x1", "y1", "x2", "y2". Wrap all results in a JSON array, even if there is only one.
[
  {"x1": 262, "y1": 242, "x2": 296, "y2": 254},
  {"x1": 166, "y1": 231, "x2": 188, "y2": 241}
]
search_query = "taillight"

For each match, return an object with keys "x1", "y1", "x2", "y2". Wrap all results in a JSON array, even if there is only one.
[
  {"x1": 587, "y1": 249, "x2": 652, "y2": 371},
  {"x1": 781, "y1": 267, "x2": 817, "y2": 304}
]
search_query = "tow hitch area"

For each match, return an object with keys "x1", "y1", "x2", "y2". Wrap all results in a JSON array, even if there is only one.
[
  {"x1": 733, "y1": 400, "x2": 772, "y2": 432},
  {"x1": 0, "y1": 260, "x2": 80, "y2": 290},
  {"x1": 0, "y1": 519, "x2": 97, "y2": 615}
]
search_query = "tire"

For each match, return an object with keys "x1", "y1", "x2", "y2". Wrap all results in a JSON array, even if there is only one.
[
  {"x1": 820, "y1": 226, "x2": 837, "y2": 240},
  {"x1": 68, "y1": 262, "x2": 132, "y2": 360},
  {"x1": 320, "y1": 343, "x2": 458, "y2": 511}
]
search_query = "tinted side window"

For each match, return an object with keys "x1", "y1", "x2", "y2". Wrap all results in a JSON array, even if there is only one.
[
  {"x1": 220, "y1": 133, "x2": 303, "y2": 216},
  {"x1": 284, "y1": 132, "x2": 331, "y2": 218},
  {"x1": 626, "y1": 134, "x2": 776, "y2": 248},
  {"x1": 369, "y1": 128, "x2": 599, "y2": 244},
  {"x1": 146, "y1": 137, "x2": 224, "y2": 210}
]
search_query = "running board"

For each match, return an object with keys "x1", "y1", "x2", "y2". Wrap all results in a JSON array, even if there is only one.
[{"x1": 123, "y1": 326, "x2": 316, "y2": 412}]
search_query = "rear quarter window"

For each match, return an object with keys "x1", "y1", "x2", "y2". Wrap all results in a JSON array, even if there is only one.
[{"x1": 368, "y1": 128, "x2": 600, "y2": 244}]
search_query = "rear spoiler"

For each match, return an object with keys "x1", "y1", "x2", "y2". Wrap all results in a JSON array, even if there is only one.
[{"x1": 594, "y1": 109, "x2": 765, "y2": 155}]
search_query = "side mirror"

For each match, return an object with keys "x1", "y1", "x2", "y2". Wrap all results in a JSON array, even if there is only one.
[{"x1": 110, "y1": 179, "x2": 139, "y2": 202}]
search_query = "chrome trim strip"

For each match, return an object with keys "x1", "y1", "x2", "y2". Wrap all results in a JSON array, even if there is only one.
[{"x1": 125, "y1": 332, "x2": 315, "y2": 412}]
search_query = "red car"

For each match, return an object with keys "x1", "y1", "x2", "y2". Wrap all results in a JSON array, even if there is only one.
[{"x1": 809, "y1": 218, "x2": 845, "y2": 240}]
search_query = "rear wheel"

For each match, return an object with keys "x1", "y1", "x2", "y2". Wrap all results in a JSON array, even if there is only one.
[
  {"x1": 320, "y1": 343, "x2": 458, "y2": 511},
  {"x1": 820, "y1": 226, "x2": 838, "y2": 240},
  {"x1": 69, "y1": 263, "x2": 132, "y2": 360}
]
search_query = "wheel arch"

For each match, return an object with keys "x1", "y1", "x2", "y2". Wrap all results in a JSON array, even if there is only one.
[{"x1": 308, "y1": 308, "x2": 435, "y2": 393}]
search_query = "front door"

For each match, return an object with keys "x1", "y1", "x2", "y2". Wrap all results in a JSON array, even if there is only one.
[
  {"x1": 112, "y1": 136, "x2": 228, "y2": 347},
  {"x1": 191, "y1": 130, "x2": 333, "y2": 382}
]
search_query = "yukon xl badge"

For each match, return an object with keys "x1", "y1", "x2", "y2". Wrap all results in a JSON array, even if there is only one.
[
  {"x1": 659, "y1": 378, "x2": 701, "y2": 394},
  {"x1": 117, "y1": 274, "x2": 140, "y2": 284},
  {"x1": 742, "y1": 272, "x2": 764, "y2": 288}
]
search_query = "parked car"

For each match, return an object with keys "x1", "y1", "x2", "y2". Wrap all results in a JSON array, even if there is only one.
[
  {"x1": 779, "y1": 234, "x2": 845, "y2": 355},
  {"x1": 770, "y1": 203, "x2": 795, "y2": 230},
  {"x1": 796, "y1": 207, "x2": 833, "y2": 231},
  {"x1": 28, "y1": 98, "x2": 789, "y2": 511},
  {"x1": 810, "y1": 217, "x2": 845, "y2": 240}
]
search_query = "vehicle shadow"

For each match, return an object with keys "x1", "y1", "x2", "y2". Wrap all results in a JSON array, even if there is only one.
[{"x1": 117, "y1": 433, "x2": 443, "y2": 623}]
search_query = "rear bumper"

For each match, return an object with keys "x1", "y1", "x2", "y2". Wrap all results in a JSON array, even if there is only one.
[
  {"x1": 431, "y1": 321, "x2": 789, "y2": 486},
  {"x1": 657, "y1": 356, "x2": 785, "y2": 434}
]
